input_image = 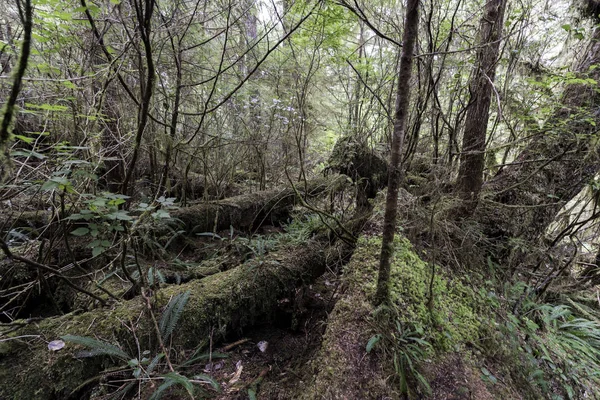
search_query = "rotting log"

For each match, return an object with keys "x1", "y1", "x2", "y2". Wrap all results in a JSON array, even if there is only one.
[
  {"x1": 167, "y1": 174, "x2": 348, "y2": 234},
  {"x1": 0, "y1": 210, "x2": 52, "y2": 235},
  {"x1": 0, "y1": 238, "x2": 355, "y2": 400}
]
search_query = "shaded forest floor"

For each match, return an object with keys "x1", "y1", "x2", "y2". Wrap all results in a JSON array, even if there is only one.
[{"x1": 2, "y1": 184, "x2": 600, "y2": 400}]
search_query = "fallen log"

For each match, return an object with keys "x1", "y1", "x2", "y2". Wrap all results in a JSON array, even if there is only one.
[
  {"x1": 0, "y1": 238, "x2": 355, "y2": 399},
  {"x1": 167, "y1": 173, "x2": 348, "y2": 234},
  {"x1": 0, "y1": 210, "x2": 52, "y2": 236}
]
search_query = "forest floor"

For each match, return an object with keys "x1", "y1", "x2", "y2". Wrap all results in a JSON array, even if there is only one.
[{"x1": 2, "y1": 187, "x2": 593, "y2": 400}]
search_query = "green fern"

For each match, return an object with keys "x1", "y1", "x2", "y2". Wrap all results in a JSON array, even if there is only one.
[
  {"x1": 193, "y1": 373, "x2": 220, "y2": 391},
  {"x1": 149, "y1": 372, "x2": 194, "y2": 400},
  {"x1": 159, "y1": 290, "x2": 191, "y2": 341},
  {"x1": 147, "y1": 353, "x2": 165, "y2": 374},
  {"x1": 61, "y1": 334, "x2": 130, "y2": 361},
  {"x1": 181, "y1": 350, "x2": 228, "y2": 367},
  {"x1": 107, "y1": 382, "x2": 135, "y2": 400}
]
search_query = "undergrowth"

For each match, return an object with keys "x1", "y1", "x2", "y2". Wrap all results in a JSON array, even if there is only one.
[
  {"x1": 483, "y1": 282, "x2": 600, "y2": 400},
  {"x1": 61, "y1": 290, "x2": 222, "y2": 400}
]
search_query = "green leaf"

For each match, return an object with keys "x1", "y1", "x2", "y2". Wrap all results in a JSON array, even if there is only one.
[
  {"x1": 70, "y1": 227, "x2": 90, "y2": 236},
  {"x1": 24, "y1": 103, "x2": 69, "y2": 112},
  {"x1": 11, "y1": 149, "x2": 45, "y2": 159},
  {"x1": 13, "y1": 134, "x2": 34, "y2": 144},
  {"x1": 366, "y1": 334, "x2": 382, "y2": 353},
  {"x1": 41, "y1": 180, "x2": 60, "y2": 191},
  {"x1": 92, "y1": 246, "x2": 105, "y2": 257}
]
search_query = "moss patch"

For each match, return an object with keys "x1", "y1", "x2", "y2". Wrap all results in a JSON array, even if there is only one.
[
  {"x1": 304, "y1": 225, "x2": 489, "y2": 398},
  {"x1": 345, "y1": 234, "x2": 484, "y2": 352}
]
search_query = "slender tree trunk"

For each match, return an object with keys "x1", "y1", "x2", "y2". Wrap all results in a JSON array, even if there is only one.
[
  {"x1": 0, "y1": 0, "x2": 32, "y2": 154},
  {"x1": 375, "y1": 0, "x2": 419, "y2": 305},
  {"x1": 456, "y1": 0, "x2": 507, "y2": 209},
  {"x1": 121, "y1": 0, "x2": 156, "y2": 196}
]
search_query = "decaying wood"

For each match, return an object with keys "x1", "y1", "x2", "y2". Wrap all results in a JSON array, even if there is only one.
[
  {"x1": 0, "y1": 237, "x2": 356, "y2": 399},
  {"x1": 167, "y1": 174, "x2": 348, "y2": 234}
]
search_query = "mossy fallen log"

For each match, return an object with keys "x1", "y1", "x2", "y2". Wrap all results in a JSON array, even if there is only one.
[
  {"x1": 168, "y1": 174, "x2": 348, "y2": 234},
  {"x1": 301, "y1": 220, "x2": 487, "y2": 399},
  {"x1": 0, "y1": 239, "x2": 354, "y2": 400}
]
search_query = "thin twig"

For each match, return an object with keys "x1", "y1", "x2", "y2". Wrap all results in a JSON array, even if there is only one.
[{"x1": 0, "y1": 239, "x2": 106, "y2": 305}]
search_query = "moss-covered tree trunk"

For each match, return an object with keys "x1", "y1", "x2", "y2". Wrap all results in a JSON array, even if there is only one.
[{"x1": 168, "y1": 174, "x2": 347, "y2": 234}]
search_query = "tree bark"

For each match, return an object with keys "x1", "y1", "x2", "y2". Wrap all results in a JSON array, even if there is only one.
[
  {"x1": 456, "y1": 0, "x2": 507, "y2": 209},
  {"x1": 375, "y1": 0, "x2": 420, "y2": 305}
]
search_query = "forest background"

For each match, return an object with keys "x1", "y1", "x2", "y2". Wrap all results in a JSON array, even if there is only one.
[{"x1": 2, "y1": 0, "x2": 600, "y2": 399}]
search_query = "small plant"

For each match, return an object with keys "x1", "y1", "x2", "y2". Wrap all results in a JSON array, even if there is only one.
[
  {"x1": 67, "y1": 194, "x2": 178, "y2": 257},
  {"x1": 368, "y1": 312, "x2": 432, "y2": 397},
  {"x1": 61, "y1": 290, "x2": 220, "y2": 399},
  {"x1": 495, "y1": 283, "x2": 600, "y2": 399},
  {"x1": 67, "y1": 192, "x2": 132, "y2": 256},
  {"x1": 284, "y1": 213, "x2": 326, "y2": 242}
]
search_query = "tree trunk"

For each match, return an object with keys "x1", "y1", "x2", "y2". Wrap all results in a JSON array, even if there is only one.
[
  {"x1": 475, "y1": 25, "x2": 600, "y2": 257},
  {"x1": 0, "y1": 0, "x2": 32, "y2": 156},
  {"x1": 375, "y1": 0, "x2": 420, "y2": 305},
  {"x1": 455, "y1": 0, "x2": 507, "y2": 209}
]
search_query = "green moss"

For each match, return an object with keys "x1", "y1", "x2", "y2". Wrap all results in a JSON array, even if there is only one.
[
  {"x1": 303, "y1": 231, "x2": 489, "y2": 399},
  {"x1": 343, "y1": 234, "x2": 484, "y2": 351}
]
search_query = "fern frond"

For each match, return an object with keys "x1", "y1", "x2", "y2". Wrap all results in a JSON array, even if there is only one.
[
  {"x1": 149, "y1": 372, "x2": 194, "y2": 400},
  {"x1": 62, "y1": 334, "x2": 130, "y2": 361},
  {"x1": 147, "y1": 353, "x2": 165, "y2": 374},
  {"x1": 159, "y1": 290, "x2": 191, "y2": 341},
  {"x1": 108, "y1": 382, "x2": 135, "y2": 400},
  {"x1": 148, "y1": 378, "x2": 176, "y2": 400},
  {"x1": 181, "y1": 351, "x2": 228, "y2": 367},
  {"x1": 193, "y1": 373, "x2": 220, "y2": 391}
]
